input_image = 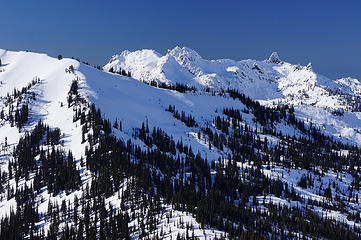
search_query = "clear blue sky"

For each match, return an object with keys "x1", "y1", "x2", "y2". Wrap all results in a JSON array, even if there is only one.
[{"x1": 1, "y1": 0, "x2": 361, "y2": 79}]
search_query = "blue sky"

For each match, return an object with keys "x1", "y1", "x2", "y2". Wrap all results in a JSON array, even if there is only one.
[{"x1": 1, "y1": 0, "x2": 361, "y2": 79}]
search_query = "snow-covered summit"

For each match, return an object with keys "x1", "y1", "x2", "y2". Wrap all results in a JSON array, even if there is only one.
[{"x1": 168, "y1": 46, "x2": 203, "y2": 66}]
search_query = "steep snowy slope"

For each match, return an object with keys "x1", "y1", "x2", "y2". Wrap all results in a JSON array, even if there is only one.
[
  {"x1": 0, "y1": 49, "x2": 84, "y2": 158},
  {"x1": 0, "y1": 48, "x2": 361, "y2": 239}
]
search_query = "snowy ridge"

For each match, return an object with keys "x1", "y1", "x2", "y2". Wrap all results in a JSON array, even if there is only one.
[{"x1": 105, "y1": 46, "x2": 361, "y2": 110}]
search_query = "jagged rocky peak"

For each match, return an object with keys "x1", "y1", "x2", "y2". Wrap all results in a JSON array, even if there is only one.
[
  {"x1": 168, "y1": 46, "x2": 202, "y2": 64},
  {"x1": 119, "y1": 49, "x2": 131, "y2": 57},
  {"x1": 268, "y1": 52, "x2": 281, "y2": 64}
]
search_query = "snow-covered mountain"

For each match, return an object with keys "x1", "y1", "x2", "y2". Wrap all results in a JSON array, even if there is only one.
[
  {"x1": 104, "y1": 46, "x2": 361, "y2": 110},
  {"x1": 0, "y1": 47, "x2": 361, "y2": 239}
]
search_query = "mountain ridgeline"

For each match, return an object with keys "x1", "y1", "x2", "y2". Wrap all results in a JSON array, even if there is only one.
[{"x1": 0, "y1": 47, "x2": 360, "y2": 239}]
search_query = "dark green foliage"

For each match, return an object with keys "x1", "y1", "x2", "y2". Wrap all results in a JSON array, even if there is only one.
[
  {"x1": 14, "y1": 103, "x2": 29, "y2": 129},
  {"x1": 69, "y1": 80, "x2": 78, "y2": 96},
  {"x1": 145, "y1": 80, "x2": 197, "y2": 93},
  {"x1": 167, "y1": 105, "x2": 197, "y2": 127},
  {"x1": 115, "y1": 67, "x2": 131, "y2": 77}
]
